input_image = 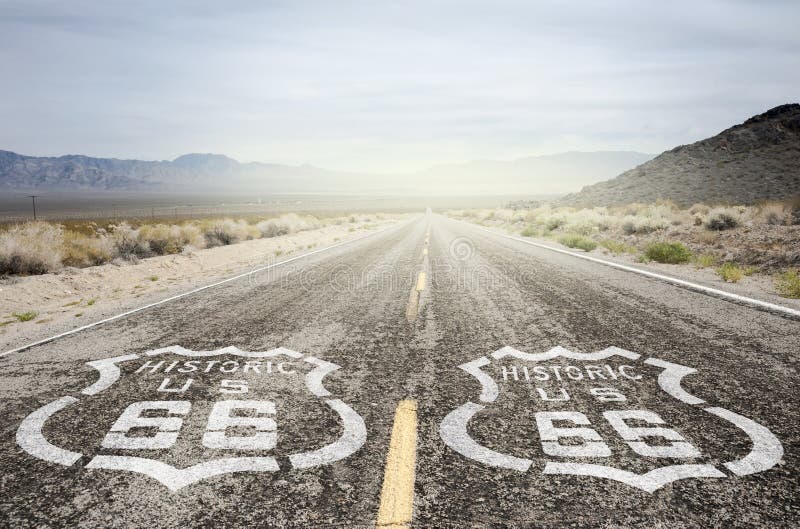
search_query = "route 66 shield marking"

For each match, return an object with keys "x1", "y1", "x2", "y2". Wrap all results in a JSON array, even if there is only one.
[
  {"x1": 440, "y1": 345, "x2": 784, "y2": 492},
  {"x1": 16, "y1": 346, "x2": 366, "y2": 491}
]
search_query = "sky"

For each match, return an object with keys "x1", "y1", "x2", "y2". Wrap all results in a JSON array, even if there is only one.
[{"x1": 0, "y1": 0, "x2": 798, "y2": 174}]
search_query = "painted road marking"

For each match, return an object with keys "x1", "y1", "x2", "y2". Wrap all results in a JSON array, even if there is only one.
[
  {"x1": 0, "y1": 219, "x2": 415, "y2": 358},
  {"x1": 440, "y1": 345, "x2": 784, "y2": 492},
  {"x1": 415, "y1": 272, "x2": 426, "y2": 292},
  {"x1": 405, "y1": 289, "x2": 420, "y2": 322},
  {"x1": 405, "y1": 273, "x2": 426, "y2": 321},
  {"x1": 376, "y1": 399, "x2": 418, "y2": 529},
  {"x1": 16, "y1": 346, "x2": 368, "y2": 490},
  {"x1": 406, "y1": 231, "x2": 429, "y2": 322},
  {"x1": 458, "y1": 219, "x2": 800, "y2": 320}
]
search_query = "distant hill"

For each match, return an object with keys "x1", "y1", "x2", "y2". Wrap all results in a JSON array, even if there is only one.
[
  {"x1": 560, "y1": 104, "x2": 800, "y2": 207},
  {"x1": 0, "y1": 150, "x2": 652, "y2": 195},
  {"x1": 0, "y1": 150, "x2": 353, "y2": 193}
]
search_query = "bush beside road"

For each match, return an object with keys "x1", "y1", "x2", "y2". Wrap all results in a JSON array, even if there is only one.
[
  {"x1": 0, "y1": 213, "x2": 383, "y2": 275},
  {"x1": 447, "y1": 200, "x2": 800, "y2": 301}
]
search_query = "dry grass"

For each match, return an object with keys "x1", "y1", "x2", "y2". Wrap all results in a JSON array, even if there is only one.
[
  {"x1": 13, "y1": 311, "x2": 38, "y2": 322},
  {"x1": 0, "y1": 222, "x2": 63, "y2": 275},
  {"x1": 62, "y1": 229, "x2": 114, "y2": 267},
  {"x1": 757, "y1": 202, "x2": 790, "y2": 225},
  {"x1": 643, "y1": 242, "x2": 692, "y2": 264},
  {"x1": 691, "y1": 254, "x2": 717, "y2": 269},
  {"x1": 775, "y1": 270, "x2": 800, "y2": 298},
  {"x1": 200, "y1": 219, "x2": 247, "y2": 247},
  {"x1": 257, "y1": 213, "x2": 321, "y2": 238},
  {"x1": 138, "y1": 224, "x2": 204, "y2": 254},
  {"x1": 558, "y1": 234, "x2": 597, "y2": 251},
  {"x1": 0, "y1": 212, "x2": 370, "y2": 276},
  {"x1": 622, "y1": 215, "x2": 669, "y2": 234},
  {"x1": 716, "y1": 262, "x2": 744, "y2": 282},
  {"x1": 452, "y1": 200, "x2": 797, "y2": 236},
  {"x1": 705, "y1": 207, "x2": 743, "y2": 231},
  {"x1": 448, "y1": 199, "x2": 799, "y2": 275},
  {"x1": 599, "y1": 239, "x2": 637, "y2": 255}
]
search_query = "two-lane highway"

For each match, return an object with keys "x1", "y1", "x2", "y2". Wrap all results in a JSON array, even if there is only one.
[{"x1": 1, "y1": 213, "x2": 797, "y2": 528}]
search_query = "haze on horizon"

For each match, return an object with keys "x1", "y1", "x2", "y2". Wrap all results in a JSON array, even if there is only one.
[{"x1": 1, "y1": 0, "x2": 798, "y2": 176}]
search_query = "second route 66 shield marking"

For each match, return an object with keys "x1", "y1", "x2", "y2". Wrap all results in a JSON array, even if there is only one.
[{"x1": 440, "y1": 345, "x2": 783, "y2": 492}]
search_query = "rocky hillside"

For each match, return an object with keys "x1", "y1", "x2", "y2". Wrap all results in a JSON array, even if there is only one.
[
  {"x1": 0, "y1": 150, "x2": 168, "y2": 189},
  {"x1": 561, "y1": 104, "x2": 800, "y2": 206}
]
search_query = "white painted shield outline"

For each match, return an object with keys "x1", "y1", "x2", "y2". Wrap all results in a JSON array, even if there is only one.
[
  {"x1": 16, "y1": 346, "x2": 367, "y2": 491},
  {"x1": 439, "y1": 345, "x2": 784, "y2": 493}
]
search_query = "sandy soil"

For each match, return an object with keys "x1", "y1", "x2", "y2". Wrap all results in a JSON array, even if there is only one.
[{"x1": 0, "y1": 216, "x2": 406, "y2": 351}]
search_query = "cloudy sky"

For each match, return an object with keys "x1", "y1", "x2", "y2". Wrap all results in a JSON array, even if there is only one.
[{"x1": 0, "y1": 0, "x2": 798, "y2": 173}]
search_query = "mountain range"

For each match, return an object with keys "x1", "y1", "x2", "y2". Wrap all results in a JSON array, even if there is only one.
[
  {"x1": 561, "y1": 104, "x2": 800, "y2": 206},
  {"x1": 7, "y1": 104, "x2": 797, "y2": 203},
  {"x1": 0, "y1": 149, "x2": 653, "y2": 195}
]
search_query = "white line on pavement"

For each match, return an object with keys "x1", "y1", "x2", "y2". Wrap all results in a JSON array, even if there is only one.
[
  {"x1": 1, "y1": 219, "x2": 415, "y2": 358},
  {"x1": 463, "y1": 221, "x2": 800, "y2": 319}
]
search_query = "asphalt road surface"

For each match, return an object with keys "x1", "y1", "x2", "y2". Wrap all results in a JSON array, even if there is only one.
[{"x1": 1, "y1": 213, "x2": 797, "y2": 528}]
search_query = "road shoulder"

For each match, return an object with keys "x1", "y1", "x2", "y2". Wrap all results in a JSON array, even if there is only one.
[{"x1": 0, "y1": 216, "x2": 406, "y2": 351}]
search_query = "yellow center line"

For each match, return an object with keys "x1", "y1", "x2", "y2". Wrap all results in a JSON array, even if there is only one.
[
  {"x1": 404, "y1": 289, "x2": 420, "y2": 321},
  {"x1": 376, "y1": 400, "x2": 418, "y2": 529},
  {"x1": 415, "y1": 272, "x2": 426, "y2": 291}
]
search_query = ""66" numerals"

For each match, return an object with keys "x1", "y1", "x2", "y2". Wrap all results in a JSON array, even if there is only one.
[
  {"x1": 100, "y1": 400, "x2": 699, "y2": 460},
  {"x1": 101, "y1": 400, "x2": 276, "y2": 451}
]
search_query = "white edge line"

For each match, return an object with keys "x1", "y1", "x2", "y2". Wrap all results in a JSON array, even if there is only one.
[
  {"x1": 452, "y1": 217, "x2": 800, "y2": 319},
  {"x1": 1, "y1": 218, "x2": 415, "y2": 358}
]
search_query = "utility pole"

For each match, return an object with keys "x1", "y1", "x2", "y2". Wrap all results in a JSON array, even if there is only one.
[{"x1": 28, "y1": 195, "x2": 39, "y2": 220}]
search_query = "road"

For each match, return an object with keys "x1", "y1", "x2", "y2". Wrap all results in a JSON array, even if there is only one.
[{"x1": 1, "y1": 213, "x2": 797, "y2": 528}]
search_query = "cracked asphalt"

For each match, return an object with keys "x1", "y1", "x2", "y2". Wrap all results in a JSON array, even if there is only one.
[{"x1": 1, "y1": 213, "x2": 797, "y2": 528}]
